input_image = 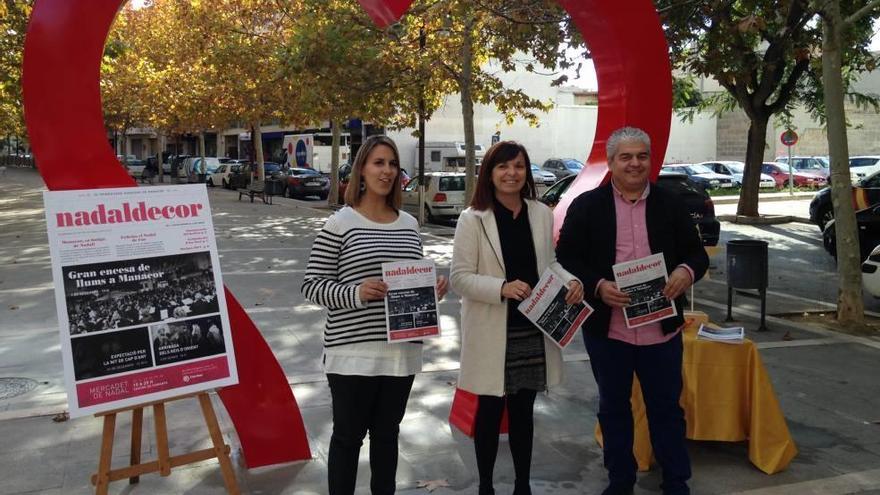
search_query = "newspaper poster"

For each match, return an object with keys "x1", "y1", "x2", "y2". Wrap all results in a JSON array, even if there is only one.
[
  {"x1": 517, "y1": 268, "x2": 593, "y2": 349},
  {"x1": 43, "y1": 185, "x2": 238, "y2": 417},
  {"x1": 382, "y1": 259, "x2": 441, "y2": 342},
  {"x1": 612, "y1": 253, "x2": 677, "y2": 328}
]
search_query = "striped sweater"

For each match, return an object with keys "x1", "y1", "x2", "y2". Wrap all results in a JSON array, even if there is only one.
[{"x1": 302, "y1": 207, "x2": 424, "y2": 350}]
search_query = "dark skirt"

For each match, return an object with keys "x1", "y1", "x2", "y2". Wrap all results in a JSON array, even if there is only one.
[{"x1": 504, "y1": 323, "x2": 547, "y2": 394}]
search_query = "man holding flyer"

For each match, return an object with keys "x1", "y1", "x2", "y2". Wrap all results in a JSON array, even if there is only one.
[{"x1": 556, "y1": 127, "x2": 708, "y2": 495}]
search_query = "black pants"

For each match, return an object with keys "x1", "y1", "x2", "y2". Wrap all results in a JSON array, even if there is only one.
[
  {"x1": 326, "y1": 374, "x2": 415, "y2": 495},
  {"x1": 473, "y1": 389, "x2": 538, "y2": 495},
  {"x1": 584, "y1": 332, "x2": 691, "y2": 495}
]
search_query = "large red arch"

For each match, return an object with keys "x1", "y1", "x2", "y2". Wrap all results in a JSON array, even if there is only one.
[{"x1": 22, "y1": 0, "x2": 671, "y2": 469}]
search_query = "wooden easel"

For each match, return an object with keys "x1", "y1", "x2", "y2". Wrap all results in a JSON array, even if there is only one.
[{"x1": 90, "y1": 392, "x2": 240, "y2": 495}]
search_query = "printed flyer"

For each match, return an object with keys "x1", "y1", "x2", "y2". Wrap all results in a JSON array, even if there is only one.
[
  {"x1": 612, "y1": 252, "x2": 677, "y2": 328},
  {"x1": 517, "y1": 268, "x2": 593, "y2": 349},
  {"x1": 44, "y1": 185, "x2": 238, "y2": 417},
  {"x1": 381, "y1": 259, "x2": 440, "y2": 342}
]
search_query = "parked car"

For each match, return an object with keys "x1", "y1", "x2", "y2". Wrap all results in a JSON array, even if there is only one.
[
  {"x1": 699, "y1": 161, "x2": 776, "y2": 188},
  {"x1": 538, "y1": 172, "x2": 720, "y2": 246},
  {"x1": 761, "y1": 162, "x2": 827, "y2": 189},
  {"x1": 661, "y1": 163, "x2": 735, "y2": 190},
  {"x1": 809, "y1": 169, "x2": 880, "y2": 230},
  {"x1": 849, "y1": 156, "x2": 880, "y2": 183},
  {"x1": 860, "y1": 244, "x2": 880, "y2": 298},
  {"x1": 531, "y1": 164, "x2": 557, "y2": 186},
  {"x1": 402, "y1": 172, "x2": 466, "y2": 222},
  {"x1": 123, "y1": 159, "x2": 146, "y2": 178},
  {"x1": 774, "y1": 156, "x2": 830, "y2": 179},
  {"x1": 208, "y1": 164, "x2": 238, "y2": 188},
  {"x1": 541, "y1": 158, "x2": 584, "y2": 180},
  {"x1": 284, "y1": 167, "x2": 330, "y2": 199},
  {"x1": 821, "y1": 204, "x2": 880, "y2": 262}
]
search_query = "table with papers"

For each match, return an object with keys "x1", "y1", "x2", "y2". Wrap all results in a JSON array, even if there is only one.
[{"x1": 596, "y1": 315, "x2": 798, "y2": 474}]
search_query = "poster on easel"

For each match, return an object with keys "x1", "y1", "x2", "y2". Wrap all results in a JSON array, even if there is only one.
[{"x1": 43, "y1": 184, "x2": 238, "y2": 417}]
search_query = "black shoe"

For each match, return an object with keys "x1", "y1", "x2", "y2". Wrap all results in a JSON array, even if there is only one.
[
  {"x1": 601, "y1": 485, "x2": 634, "y2": 495},
  {"x1": 512, "y1": 480, "x2": 531, "y2": 495}
]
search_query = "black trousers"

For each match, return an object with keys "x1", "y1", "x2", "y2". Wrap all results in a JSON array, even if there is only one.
[
  {"x1": 326, "y1": 374, "x2": 415, "y2": 495},
  {"x1": 584, "y1": 332, "x2": 691, "y2": 495},
  {"x1": 473, "y1": 389, "x2": 538, "y2": 495}
]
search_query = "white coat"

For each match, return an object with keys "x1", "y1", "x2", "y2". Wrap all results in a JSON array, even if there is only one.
[{"x1": 450, "y1": 199, "x2": 579, "y2": 397}]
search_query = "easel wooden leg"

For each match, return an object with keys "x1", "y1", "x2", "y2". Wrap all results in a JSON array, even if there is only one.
[
  {"x1": 90, "y1": 392, "x2": 241, "y2": 494},
  {"x1": 154, "y1": 403, "x2": 172, "y2": 476},
  {"x1": 198, "y1": 393, "x2": 241, "y2": 495},
  {"x1": 95, "y1": 413, "x2": 116, "y2": 495},
  {"x1": 129, "y1": 407, "x2": 143, "y2": 484}
]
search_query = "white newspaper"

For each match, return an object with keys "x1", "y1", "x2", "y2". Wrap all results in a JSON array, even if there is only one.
[
  {"x1": 612, "y1": 253, "x2": 677, "y2": 328},
  {"x1": 697, "y1": 323, "x2": 745, "y2": 344},
  {"x1": 517, "y1": 268, "x2": 593, "y2": 349},
  {"x1": 43, "y1": 185, "x2": 238, "y2": 417},
  {"x1": 382, "y1": 259, "x2": 441, "y2": 342}
]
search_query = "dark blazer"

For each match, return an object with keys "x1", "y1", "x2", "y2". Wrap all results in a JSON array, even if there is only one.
[{"x1": 556, "y1": 182, "x2": 709, "y2": 337}]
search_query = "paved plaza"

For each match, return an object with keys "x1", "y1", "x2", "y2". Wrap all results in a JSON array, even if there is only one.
[{"x1": 1, "y1": 166, "x2": 879, "y2": 494}]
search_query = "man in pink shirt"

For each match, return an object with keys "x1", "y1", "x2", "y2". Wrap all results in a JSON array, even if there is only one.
[{"x1": 556, "y1": 127, "x2": 709, "y2": 495}]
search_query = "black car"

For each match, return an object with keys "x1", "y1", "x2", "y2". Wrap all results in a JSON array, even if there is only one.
[
  {"x1": 284, "y1": 167, "x2": 330, "y2": 199},
  {"x1": 810, "y1": 171, "x2": 880, "y2": 231},
  {"x1": 821, "y1": 204, "x2": 880, "y2": 262},
  {"x1": 539, "y1": 173, "x2": 720, "y2": 246}
]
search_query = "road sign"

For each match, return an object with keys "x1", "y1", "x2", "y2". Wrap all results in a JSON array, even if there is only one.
[{"x1": 781, "y1": 130, "x2": 798, "y2": 147}]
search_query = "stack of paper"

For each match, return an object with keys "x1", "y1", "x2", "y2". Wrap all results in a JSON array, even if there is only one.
[{"x1": 697, "y1": 323, "x2": 745, "y2": 344}]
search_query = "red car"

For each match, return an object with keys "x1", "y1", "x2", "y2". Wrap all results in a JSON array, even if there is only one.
[{"x1": 761, "y1": 162, "x2": 827, "y2": 189}]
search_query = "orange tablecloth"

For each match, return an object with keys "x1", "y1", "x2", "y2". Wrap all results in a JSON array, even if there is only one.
[{"x1": 596, "y1": 318, "x2": 798, "y2": 474}]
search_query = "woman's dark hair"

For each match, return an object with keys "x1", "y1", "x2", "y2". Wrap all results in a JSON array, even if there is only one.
[
  {"x1": 470, "y1": 140, "x2": 536, "y2": 210},
  {"x1": 344, "y1": 135, "x2": 402, "y2": 209}
]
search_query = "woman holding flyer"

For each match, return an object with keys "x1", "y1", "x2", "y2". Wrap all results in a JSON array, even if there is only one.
[
  {"x1": 450, "y1": 141, "x2": 584, "y2": 495},
  {"x1": 301, "y1": 135, "x2": 448, "y2": 495}
]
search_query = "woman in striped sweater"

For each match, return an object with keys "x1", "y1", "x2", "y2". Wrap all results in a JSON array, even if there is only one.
[{"x1": 301, "y1": 135, "x2": 448, "y2": 495}]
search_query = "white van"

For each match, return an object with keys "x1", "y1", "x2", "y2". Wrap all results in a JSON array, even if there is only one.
[
  {"x1": 282, "y1": 133, "x2": 351, "y2": 173},
  {"x1": 183, "y1": 157, "x2": 222, "y2": 181},
  {"x1": 418, "y1": 142, "x2": 486, "y2": 173}
]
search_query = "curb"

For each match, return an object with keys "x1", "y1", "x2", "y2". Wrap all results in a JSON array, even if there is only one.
[
  {"x1": 717, "y1": 214, "x2": 813, "y2": 225},
  {"x1": 711, "y1": 192, "x2": 815, "y2": 205}
]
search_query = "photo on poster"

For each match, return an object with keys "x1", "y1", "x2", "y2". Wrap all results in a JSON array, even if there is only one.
[
  {"x1": 382, "y1": 260, "x2": 441, "y2": 342},
  {"x1": 71, "y1": 327, "x2": 153, "y2": 380},
  {"x1": 150, "y1": 315, "x2": 227, "y2": 366},
  {"x1": 64, "y1": 251, "x2": 219, "y2": 335}
]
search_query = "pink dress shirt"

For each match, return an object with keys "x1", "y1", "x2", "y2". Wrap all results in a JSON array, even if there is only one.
[{"x1": 599, "y1": 181, "x2": 693, "y2": 345}]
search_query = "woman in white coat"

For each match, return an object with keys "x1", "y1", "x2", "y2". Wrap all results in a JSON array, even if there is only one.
[{"x1": 451, "y1": 141, "x2": 583, "y2": 495}]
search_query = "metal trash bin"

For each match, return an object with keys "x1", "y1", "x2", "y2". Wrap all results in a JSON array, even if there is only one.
[
  {"x1": 726, "y1": 239, "x2": 769, "y2": 331},
  {"x1": 265, "y1": 179, "x2": 285, "y2": 196}
]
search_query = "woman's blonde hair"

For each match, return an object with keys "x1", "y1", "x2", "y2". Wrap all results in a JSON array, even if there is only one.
[{"x1": 344, "y1": 135, "x2": 403, "y2": 209}]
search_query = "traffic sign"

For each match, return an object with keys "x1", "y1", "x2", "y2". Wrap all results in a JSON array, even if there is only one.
[{"x1": 781, "y1": 130, "x2": 798, "y2": 146}]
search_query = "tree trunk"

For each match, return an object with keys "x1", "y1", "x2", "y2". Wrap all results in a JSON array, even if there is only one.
[
  {"x1": 253, "y1": 123, "x2": 265, "y2": 182},
  {"x1": 822, "y1": 2, "x2": 864, "y2": 325},
  {"x1": 736, "y1": 114, "x2": 770, "y2": 216},
  {"x1": 459, "y1": 13, "x2": 477, "y2": 205},
  {"x1": 330, "y1": 119, "x2": 341, "y2": 205},
  {"x1": 198, "y1": 132, "x2": 207, "y2": 178},
  {"x1": 157, "y1": 134, "x2": 165, "y2": 183}
]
